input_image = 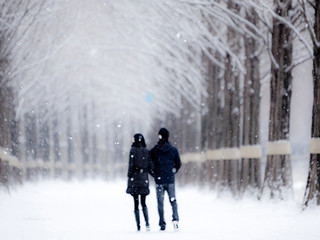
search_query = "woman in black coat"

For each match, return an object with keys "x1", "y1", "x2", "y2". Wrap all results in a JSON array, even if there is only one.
[{"x1": 126, "y1": 133, "x2": 153, "y2": 231}]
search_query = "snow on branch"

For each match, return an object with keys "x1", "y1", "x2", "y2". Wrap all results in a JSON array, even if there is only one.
[
  {"x1": 259, "y1": 0, "x2": 313, "y2": 55},
  {"x1": 1, "y1": 0, "x2": 315, "y2": 136}
]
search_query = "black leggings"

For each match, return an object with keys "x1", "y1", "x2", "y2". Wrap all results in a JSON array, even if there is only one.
[{"x1": 133, "y1": 194, "x2": 147, "y2": 211}]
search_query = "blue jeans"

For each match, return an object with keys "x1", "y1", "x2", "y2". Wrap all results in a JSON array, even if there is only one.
[{"x1": 156, "y1": 183, "x2": 179, "y2": 227}]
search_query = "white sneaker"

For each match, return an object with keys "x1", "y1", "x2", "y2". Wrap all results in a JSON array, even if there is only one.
[{"x1": 173, "y1": 221, "x2": 179, "y2": 231}]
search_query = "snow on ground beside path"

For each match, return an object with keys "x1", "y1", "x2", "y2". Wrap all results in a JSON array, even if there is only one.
[{"x1": 0, "y1": 179, "x2": 320, "y2": 240}]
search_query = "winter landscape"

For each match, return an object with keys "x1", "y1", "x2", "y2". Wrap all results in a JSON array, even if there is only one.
[{"x1": 1, "y1": 1, "x2": 320, "y2": 240}]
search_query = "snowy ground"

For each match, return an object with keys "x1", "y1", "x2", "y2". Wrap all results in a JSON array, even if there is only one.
[{"x1": 1, "y1": 176, "x2": 320, "y2": 240}]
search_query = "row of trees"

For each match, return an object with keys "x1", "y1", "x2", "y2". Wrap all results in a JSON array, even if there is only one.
[
  {"x1": 0, "y1": 0, "x2": 319, "y2": 208},
  {"x1": 157, "y1": 0, "x2": 319, "y2": 206}
]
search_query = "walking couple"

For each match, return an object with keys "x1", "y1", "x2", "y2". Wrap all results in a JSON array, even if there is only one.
[{"x1": 126, "y1": 128, "x2": 181, "y2": 232}]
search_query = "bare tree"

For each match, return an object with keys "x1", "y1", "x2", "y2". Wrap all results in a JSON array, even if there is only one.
[
  {"x1": 240, "y1": 6, "x2": 262, "y2": 197},
  {"x1": 216, "y1": 0, "x2": 241, "y2": 197},
  {"x1": 302, "y1": 0, "x2": 320, "y2": 207},
  {"x1": 262, "y1": 0, "x2": 294, "y2": 200},
  {"x1": 0, "y1": 0, "x2": 51, "y2": 182},
  {"x1": 203, "y1": 52, "x2": 224, "y2": 190}
]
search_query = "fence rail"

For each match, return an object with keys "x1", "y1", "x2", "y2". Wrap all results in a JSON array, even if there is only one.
[
  {"x1": 0, "y1": 140, "x2": 315, "y2": 187},
  {"x1": 0, "y1": 147, "x2": 123, "y2": 185}
]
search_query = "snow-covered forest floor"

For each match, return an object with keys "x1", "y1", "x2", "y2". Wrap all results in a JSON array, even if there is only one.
[{"x1": 1, "y1": 160, "x2": 319, "y2": 240}]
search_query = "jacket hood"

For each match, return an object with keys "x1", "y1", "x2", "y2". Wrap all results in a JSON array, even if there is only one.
[{"x1": 132, "y1": 133, "x2": 146, "y2": 148}]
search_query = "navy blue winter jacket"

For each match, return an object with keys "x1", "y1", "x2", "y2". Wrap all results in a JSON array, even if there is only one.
[{"x1": 150, "y1": 142, "x2": 181, "y2": 184}]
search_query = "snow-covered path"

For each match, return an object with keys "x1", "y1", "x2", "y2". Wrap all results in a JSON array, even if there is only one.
[{"x1": 1, "y1": 180, "x2": 319, "y2": 240}]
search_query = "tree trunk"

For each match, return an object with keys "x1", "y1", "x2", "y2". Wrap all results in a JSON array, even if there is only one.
[
  {"x1": 303, "y1": 0, "x2": 320, "y2": 207},
  {"x1": 218, "y1": 0, "x2": 241, "y2": 197},
  {"x1": 24, "y1": 113, "x2": 38, "y2": 180},
  {"x1": 38, "y1": 116, "x2": 50, "y2": 178},
  {"x1": 66, "y1": 112, "x2": 73, "y2": 178},
  {"x1": 204, "y1": 52, "x2": 223, "y2": 190},
  {"x1": 241, "y1": 7, "x2": 262, "y2": 197},
  {"x1": 262, "y1": 0, "x2": 293, "y2": 200},
  {"x1": 0, "y1": 85, "x2": 13, "y2": 150},
  {"x1": 52, "y1": 117, "x2": 61, "y2": 177},
  {"x1": 39, "y1": 117, "x2": 50, "y2": 162}
]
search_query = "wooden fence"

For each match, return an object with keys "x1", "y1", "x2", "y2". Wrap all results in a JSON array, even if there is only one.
[
  {"x1": 0, "y1": 147, "x2": 127, "y2": 187},
  {"x1": 0, "y1": 140, "x2": 314, "y2": 188}
]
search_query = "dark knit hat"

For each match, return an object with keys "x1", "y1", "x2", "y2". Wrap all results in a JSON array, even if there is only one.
[{"x1": 158, "y1": 128, "x2": 169, "y2": 141}]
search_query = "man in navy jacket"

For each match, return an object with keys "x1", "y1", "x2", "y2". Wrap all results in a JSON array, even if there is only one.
[{"x1": 150, "y1": 128, "x2": 181, "y2": 231}]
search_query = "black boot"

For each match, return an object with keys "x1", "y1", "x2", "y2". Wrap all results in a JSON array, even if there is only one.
[
  {"x1": 134, "y1": 210, "x2": 140, "y2": 231},
  {"x1": 142, "y1": 207, "x2": 150, "y2": 231}
]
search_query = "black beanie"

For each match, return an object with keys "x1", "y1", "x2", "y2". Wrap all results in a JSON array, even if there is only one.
[{"x1": 158, "y1": 128, "x2": 169, "y2": 142}]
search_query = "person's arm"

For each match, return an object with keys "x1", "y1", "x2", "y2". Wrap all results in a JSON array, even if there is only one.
[
  {"x1": 173, "y1": 148, "x2": 181, "y2": 173},
  {"x1": 148, "y1": 148, "x2": 156, "y2": 177},
  {"x1": 148, "y1": 151, "x2": 155, "y2": 177},
  {"x1": 127, "y1": 149, "x2": 135, "y2": 178}
]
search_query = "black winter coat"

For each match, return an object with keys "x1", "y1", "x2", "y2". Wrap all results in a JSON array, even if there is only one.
[
  {"x1": 126, "y1": 147, "x2": 152, "y2": 196},
  {"x1": 150, "y1": 142, "x2": 181, "y2": 185}
]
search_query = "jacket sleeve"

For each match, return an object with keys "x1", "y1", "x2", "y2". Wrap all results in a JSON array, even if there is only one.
[
  {"x1": 149, "y1": 148, "x2": 156, "y2": 178},
  {"x1": 127, "y1": 149, "x2": 135, "y2": 178},
  {"x1": 174, "y1": 148, "x2": 181, "y2": 173},
  {"x1": 147, "y1": 151, "x2": 155, "y2": 177}
]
